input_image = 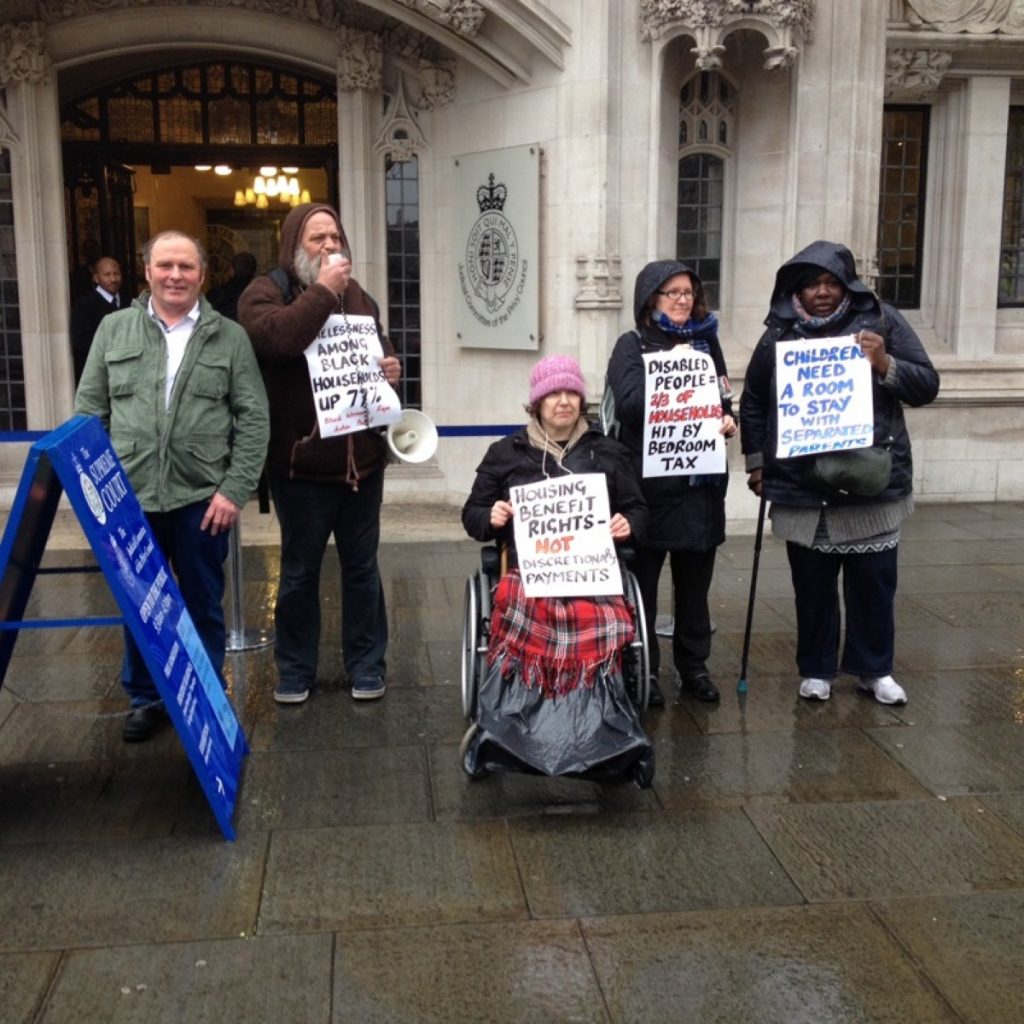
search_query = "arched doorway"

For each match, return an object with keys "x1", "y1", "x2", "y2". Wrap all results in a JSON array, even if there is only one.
[{"x1": 61, "y1": 59, "x2": 338, "y2": 300}]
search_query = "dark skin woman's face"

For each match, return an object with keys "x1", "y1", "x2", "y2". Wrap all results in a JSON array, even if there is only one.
[{"x1": 799, "y1": 272, "x2": 846, "y2": 318}]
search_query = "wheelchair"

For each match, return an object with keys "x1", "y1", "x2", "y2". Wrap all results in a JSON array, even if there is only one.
[{"x1": 460, "y1": 545, "x2": 651, "y2": 724}]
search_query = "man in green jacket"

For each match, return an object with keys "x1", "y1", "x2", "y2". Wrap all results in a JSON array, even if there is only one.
[{"x1": 76, "y1": 230, "x2": 269, "y2": 742}]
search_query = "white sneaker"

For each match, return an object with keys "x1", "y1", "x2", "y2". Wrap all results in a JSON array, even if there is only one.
[
  {"x1": 799, "y1": 677, "x2": 832, "y2": 701},
  {"x1": 858, "y1": 675, "x2": 907, "y2": 705}
]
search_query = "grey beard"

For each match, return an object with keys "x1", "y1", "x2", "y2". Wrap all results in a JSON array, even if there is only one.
[{"x1": 293, "y1": 246, "x2": 320, "y2": 287}]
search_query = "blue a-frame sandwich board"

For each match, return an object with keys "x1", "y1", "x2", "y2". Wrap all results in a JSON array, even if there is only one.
[{"x1": 0, "y1": 415, "x2": 247, "y2": 839}]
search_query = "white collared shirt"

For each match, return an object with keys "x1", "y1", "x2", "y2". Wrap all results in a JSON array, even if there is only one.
[
  {"x1": 96, "y1": 285, "x2": 118, "y2": 307},
  {"x1": 148, "y1": 298, "x2": 201, "y2": 409}
]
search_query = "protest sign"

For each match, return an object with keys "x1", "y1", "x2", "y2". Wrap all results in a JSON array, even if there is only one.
[
  {"x1": 775, "y1": 336, "x2": 874, "y2": 458},
  {"x1": 304, "y1": 313, "x2": 402, "y2": 437},
  {"x1": 642, "y1": 348, "x2": 725, "y2": 477},
  {"x1": 512, "y1": 474, "x2": 621, "y2": 598}
]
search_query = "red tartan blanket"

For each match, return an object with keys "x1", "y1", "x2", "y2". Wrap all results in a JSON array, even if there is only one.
[{"x1": 487, "y1": 570, "x2": 635, "y2": 698}]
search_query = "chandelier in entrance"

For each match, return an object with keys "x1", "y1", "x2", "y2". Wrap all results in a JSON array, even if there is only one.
[{"x1": 234, "y1": 167, "x2": 312, "y2": 209}]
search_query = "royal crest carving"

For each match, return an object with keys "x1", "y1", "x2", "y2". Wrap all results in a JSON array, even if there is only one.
[
  {"x1": 0, "y1": 21, "x2": 49, "y2": 85},
  {"x1": 904, "y1": 0, "x2": 1024, "y2": 35},
  {"x1": 885, "y1": 47, "x2": 953, "y2": 100},
  {"x1": 338, "y1": 26, "x2": 383, "y2": 92}
]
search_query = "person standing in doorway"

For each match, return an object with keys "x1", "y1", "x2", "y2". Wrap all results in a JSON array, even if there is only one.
[{"x1": 70, "y1": 256, "x2": 124, "y2": 384}]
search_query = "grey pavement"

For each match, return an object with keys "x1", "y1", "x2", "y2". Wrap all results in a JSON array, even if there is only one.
[{"x1": 2, "y1": 501, "x2": 1024, "y2": 1023}]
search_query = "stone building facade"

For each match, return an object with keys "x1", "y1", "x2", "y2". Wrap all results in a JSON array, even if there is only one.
[{"x1": 0, "y1": 0, "x2": 1022, "y2": 520}]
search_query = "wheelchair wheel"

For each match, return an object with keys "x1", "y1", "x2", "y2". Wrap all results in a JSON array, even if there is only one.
[
  {"x1": 460, "y1": 569, "x2": 491, "y2": 720},
  {"x1": 623, "y1": 569, "x2": 650, "y2": 714}
]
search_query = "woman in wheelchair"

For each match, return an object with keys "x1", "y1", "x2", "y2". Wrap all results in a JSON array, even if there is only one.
[{"x1": 460, "y1": 355, "x2": 655, "y2": 787}]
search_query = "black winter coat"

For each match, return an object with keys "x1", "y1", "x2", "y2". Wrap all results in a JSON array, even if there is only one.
[
  {"x1": 461, "y1": 424, "x2": 649, "y2": 563},
  {"x1": 739, "y1": 240, "x2": 940, "y2": 507},
  {"x1": 606, "y1": 259, "x2": 732, "y2": 552}
]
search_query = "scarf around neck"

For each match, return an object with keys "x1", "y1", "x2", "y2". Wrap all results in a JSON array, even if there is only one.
[
  {"x1": 792, "y1": 291, "x2": 851, "y2": 330},
  {"x1": 526, "y1": 415, "x2": 588, "y2": 477}
]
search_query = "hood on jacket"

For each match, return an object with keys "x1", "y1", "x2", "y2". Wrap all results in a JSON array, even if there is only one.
[
  {"x1": 277, "y1": 202, "x2": 350, "y2": 280},
  {"x1": 768, "y1": 239, "x2": 876, "y2": 321},
  {"x1": 632, "y1": 259, "x2": 703, "y2": 326}
]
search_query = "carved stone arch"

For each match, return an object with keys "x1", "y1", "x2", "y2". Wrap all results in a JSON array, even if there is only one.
[{"x1": 640, "y1": 2, "x2": 816, "y2": 72}]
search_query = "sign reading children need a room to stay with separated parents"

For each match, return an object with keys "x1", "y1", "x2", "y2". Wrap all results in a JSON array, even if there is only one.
[
  {"x1": 511, "y1": 474, "x2": 621, "y2": 599},
  {"x1": 774, "y1": 336, "x2": 874, "y2": 459},
  {"x1": 642, "y1": 348, "x2": 726, "y2": 478}
]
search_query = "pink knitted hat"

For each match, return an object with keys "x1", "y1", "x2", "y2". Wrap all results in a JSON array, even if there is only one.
[{"x1": 528, "y1": 355, "x2": 586, "y2": 407}]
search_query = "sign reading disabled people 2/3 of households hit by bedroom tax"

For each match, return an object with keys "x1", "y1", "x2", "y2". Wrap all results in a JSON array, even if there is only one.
[
  {"x1": 775, "y1": 335, "x2": 874, "y2": 459},
  {"x1": 642, "y1": 347, "x2": 726, "y2": 478},
  {"x1": 42, "y1": 415, "x2": 246, "y2": 840},
  {"x1": 304, "y1": 313, "x2": 402, "y2": 438},
  {"x1": 511, "y1": 474, "x2": 622, "y2": 599}
]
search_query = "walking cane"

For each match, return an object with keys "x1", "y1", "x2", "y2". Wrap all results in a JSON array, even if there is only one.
[{"x1": 737, "y1": 492, "x2": 767, "y2": 695}]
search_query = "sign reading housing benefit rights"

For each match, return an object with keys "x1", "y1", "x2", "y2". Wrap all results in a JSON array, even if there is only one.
[
  {"x1": 775, "y1": 336, "x2": 874, "y2": 459},
  {"x1": 511, "y1": 474, "x2": 621, "y2": 599},
  {"x1": 24, "y1": 416, "x2": 246, "y2": 839},
  {"x1": 642, "y1": 348, "x2": 726, "y2": 478}
]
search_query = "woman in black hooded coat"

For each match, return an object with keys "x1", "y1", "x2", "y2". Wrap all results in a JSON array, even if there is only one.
[
  {"x1": 740, "y1": 240, "x2": 939, "y2": 705},
  {"x1": 606, "y1": 260, "x2": 736, "y2": 707}
]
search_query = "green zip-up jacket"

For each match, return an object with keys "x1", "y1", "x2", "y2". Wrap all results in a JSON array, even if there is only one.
[{"x1": 74, "y1": 293, "x2": 269, "y2": 512}]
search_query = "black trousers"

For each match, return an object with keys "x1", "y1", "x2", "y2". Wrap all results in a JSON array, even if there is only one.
[
  {"x1": 786, "y1": 542, "x2": 897, "y2": 679},
  {"x1": 633, "y1": 546, "x2": 716, "y2": 680}
]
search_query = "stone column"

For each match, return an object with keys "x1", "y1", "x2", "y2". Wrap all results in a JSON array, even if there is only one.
[
  {"x1": 788, "y1": 1, "x2": 888, "y2": 280},
  {"x1": 1, "y1": 22, "x2": 74, "y2": 428},
  {"x1": 336, "y1": 27, "x2": 387, "y2": 307},
  {"x1": 948, "y1": 76, "x2": 1010, "y2": 361}
]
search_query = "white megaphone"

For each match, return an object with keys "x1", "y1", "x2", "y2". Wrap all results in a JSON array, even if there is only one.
[{"x1": 386, "y1": 408, "x2": 439, "y2": 464}]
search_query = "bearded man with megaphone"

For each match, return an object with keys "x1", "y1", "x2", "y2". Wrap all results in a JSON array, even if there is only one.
[{"x1": 239, "y1": 203, "x2": 401, "y2": 706}]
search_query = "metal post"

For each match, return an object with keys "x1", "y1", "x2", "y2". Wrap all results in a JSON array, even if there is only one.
[{"x1": 225, "y1": 521, "x2": 273, "y2": 652}]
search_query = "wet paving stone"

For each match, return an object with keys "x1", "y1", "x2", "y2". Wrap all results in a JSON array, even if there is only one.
[
  {"x1": 747, "y1": 797, "x2": 1024, "y2": 902},
  {"x1": 258, "y1": 821, "x2": 527, "y2": 933},
  {"x1": 37, "y1": 933, "x2": 332, "y2": 1024},
  {"x1": 508, "y1": 809, "x2": 801, "y2": 918},
  {"x1": 0, "y1": 653, "x2": 120, "y2": 702},
  {"x1": 0, "y1": 951, "x2": 59, "y2": 1024},
  {"x1": 429, "y1": 742, "x2": 660, "y2": 820},
  {"x1": 882, "y1": 667, "x2": 1024, "y2": 727},
  {"x1": 0, "y1": 835, "x2": 266, "y2": 952},
  {"x1": 653, "y1": 728, "x2": 931, "y2": 808},
  {"x1": 893, "y1": 625, "x2": 1024, "y2": 673},
  {"x1": 582, "y1": 903, "x2": 959, "y2": 1024},
  {"x1": 332, "y1": 920, "x2": 607, "y2": 1024},
  {"x1": 0, "y1": 758, "x2": 190, "y2": 843},
  {"x1": 871, "y1": 891, "x2": 1024, "y2": 1024},
  {"x1": 978, "y1": 792, "x2": 1024, "y2": 840},
  {"x1": 866, "y1": 722, "x2": 1024, "y2": 795},
  {"x1": 176, "y1": 745, "x2": 432, "y2": 833}
]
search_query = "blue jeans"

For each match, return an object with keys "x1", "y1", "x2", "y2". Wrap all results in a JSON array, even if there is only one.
[
  {"x1": 270, "y1": 471, "x2": 388, "y2": 688},
  {"x1": 634, "y1": 546, "x2": 717, "y2": 679},
  {"x1": 122, "y1": 500, "x2": 230, "y2": 706},
  {"x1": 786, "y1": 542, "x2": 898, "y2": 679}
]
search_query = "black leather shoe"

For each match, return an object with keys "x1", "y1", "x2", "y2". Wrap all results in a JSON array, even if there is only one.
[
  {"x1": 647, "y1": 677, "x2": 665, "y2": 708},
  {"x1": 681, "y1": 673, "x2": 720, "y2": 703},
  {"x1": 122, "y1": 705, "x2": 167, "y2": 743}
]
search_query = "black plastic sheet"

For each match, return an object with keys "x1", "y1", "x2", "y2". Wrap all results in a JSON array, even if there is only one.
[{"x1": 462, "y1": 660, "x2": 654, "y2": 788}]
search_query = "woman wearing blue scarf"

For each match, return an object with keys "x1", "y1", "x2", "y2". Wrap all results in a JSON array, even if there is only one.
[{"x1": 606, "y1": 261, "x2": 736, "y2": 706}]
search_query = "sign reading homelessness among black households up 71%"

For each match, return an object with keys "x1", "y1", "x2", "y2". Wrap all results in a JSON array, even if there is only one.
[
  {"x1": 774, "y1": 335, "x2": 874, "y2": 459},
  {"x1": 510, "y1": 474, "x2": 621, "y2": 599},
  {"x1": 642, "y1": 348, "x2": 726, "y2": 478}
]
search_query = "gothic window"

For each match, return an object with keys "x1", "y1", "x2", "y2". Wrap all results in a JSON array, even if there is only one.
[
  {"x1": 999, "y1": 106, "x2": 1024, "y2": 307},
  {"x1": 877, "y1": 105, "x2": 929, "y2": 308},
  {"x1": 386, "y1": 156, "x2": 421, "y2": 409},
  {"x1": 61, "y1": 62, "x2": 337, "y2": 149},
  {"x1": 676, "y1": 71, "x2": 733, "y2": 309},
  {"x1": 0, "y1": 150, "x2": 25, "y2": 431}
]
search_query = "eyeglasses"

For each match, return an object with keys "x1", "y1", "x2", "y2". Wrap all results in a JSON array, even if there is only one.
[{"x1": 656, "y1": 289, "x2": 695, "y2": 302}]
